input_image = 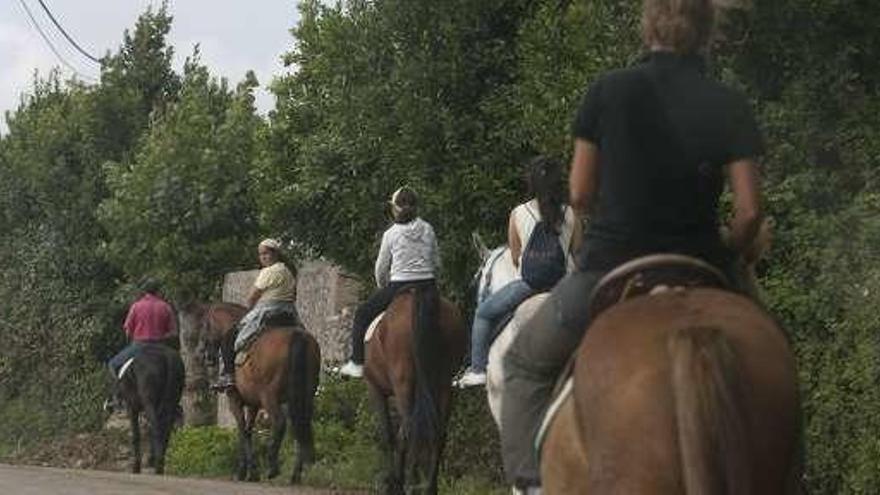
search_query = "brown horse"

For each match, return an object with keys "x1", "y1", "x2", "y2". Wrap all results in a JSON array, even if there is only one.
[
  {"x1": 364, "y1": 284, "x2": 467, "y2": 495},
  {"x1": 540, "y1": 288, "x2": 802, "y2": 494},
  {"x1": 184, "y1": 302, "x2": 321, "y2": 484}
]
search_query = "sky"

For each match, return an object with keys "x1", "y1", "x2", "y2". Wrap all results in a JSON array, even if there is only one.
[{"x1": 0, "y1": 0, "x2": 302, "y2": 133}]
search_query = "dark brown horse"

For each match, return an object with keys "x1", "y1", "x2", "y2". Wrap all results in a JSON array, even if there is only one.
[
  {"x1": 364, "y1": 284, "x2": 467, "y2": 495},
  {"x1": 540, "y1": 288, "x2": 802, "y2": 494},
  {"x1": 117, "y1": 343, "x2": 184, "y2": 474},
  {"x1": 184, "y1": 302, "x2": 320, "y2": 483}
]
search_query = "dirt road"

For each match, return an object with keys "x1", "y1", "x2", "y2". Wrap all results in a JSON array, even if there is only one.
[{"x1": 0, "y1": 464, "x2": 361, "y2": 494}]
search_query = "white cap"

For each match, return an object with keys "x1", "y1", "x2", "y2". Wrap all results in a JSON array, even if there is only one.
[{"x1": 258, "y1": 238, "x2": 281, "y2": 251}]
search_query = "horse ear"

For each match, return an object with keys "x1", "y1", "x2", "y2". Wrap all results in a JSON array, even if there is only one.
[{"x1": 471, "y1": 231, "x2": 489, "y2": 259}]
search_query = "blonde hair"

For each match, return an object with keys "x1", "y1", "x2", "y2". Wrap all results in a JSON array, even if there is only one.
[{"x1": 641, "y1": 0, "x2": 715, "y2": 54}]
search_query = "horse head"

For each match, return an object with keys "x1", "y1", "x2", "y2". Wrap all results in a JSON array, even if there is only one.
[
  {"x1": 178, "y1": 302, "x2": 244, "y2": 367},
  {"x1": 471, "y1": 234, "x2": 517, "y2": 305}
]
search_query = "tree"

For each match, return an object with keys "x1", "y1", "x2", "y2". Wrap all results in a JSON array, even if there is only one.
[{"x1": 99, "y1": 55, "x2": 262, "y2": 300}]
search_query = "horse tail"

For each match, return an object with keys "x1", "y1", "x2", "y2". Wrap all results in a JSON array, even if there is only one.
[
  {"x1": 408, "y1": 282, "x2": 443, "y2": 471},
  {"x1": 286, "y1": 328, "x2": 318, "y2": 461},
  {"x1": 668, "y1": 326, "x2": 751, "y2": 495}
]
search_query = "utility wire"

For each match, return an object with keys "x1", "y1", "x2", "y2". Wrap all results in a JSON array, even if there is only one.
[
  {"x1": 34, "y1": 0, "x2": 101, "y2": 64},
  {"x1": 16, "y1": 0, "x2": 96, "y2": 82}
]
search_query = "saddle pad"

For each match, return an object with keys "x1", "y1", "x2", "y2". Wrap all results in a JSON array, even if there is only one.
[
  {"x1": 117, "y1": 357, "x2": 135, "y2": 380},
  {"x1": 535, "y1": 377, "x2": 573, "y2": 457},
  {"x1": 364, "y1": 312, "x2": 385, "y2": 343}
]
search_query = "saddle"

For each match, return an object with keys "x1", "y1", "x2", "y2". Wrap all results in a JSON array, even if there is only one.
[
  {"x1": 536, "y1": 254, "x2": 729, "y2": 457},
  {"x1": 588, "y1": 253, "x2": 729, "y2": 319}
]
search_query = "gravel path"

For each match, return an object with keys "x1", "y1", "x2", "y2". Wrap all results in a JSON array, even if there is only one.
[{"x1": 0, "y1": 464, "x2": 364, "y2": 495}]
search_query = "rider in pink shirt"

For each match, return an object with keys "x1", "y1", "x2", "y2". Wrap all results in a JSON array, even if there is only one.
[
  {"x1": 108, "y1": 278, "x2": 177, "y2": 378},
  {"x1": 123, "y1": 292, "x2": 177, "y2": 342}
]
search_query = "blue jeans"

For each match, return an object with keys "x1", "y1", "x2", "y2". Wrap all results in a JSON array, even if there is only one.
[
  {"x1": 469, "y1": 279, "x2": 536, "y2": 372},
  {"x1": 108, "y1": 342, "x2": 148, "y2": 377}
]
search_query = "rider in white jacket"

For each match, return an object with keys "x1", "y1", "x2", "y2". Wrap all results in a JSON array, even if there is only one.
[{"x1": 338, "y1": 187, "x2": 440, "y2": 378}]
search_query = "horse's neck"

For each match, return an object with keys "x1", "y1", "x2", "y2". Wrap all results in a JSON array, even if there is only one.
[
  {"x1": 208, "y1": 302, "x2": 246, "y2": 336},
  {"x1": 479, "y1": 246, "x2": 518, "y2": 301}
]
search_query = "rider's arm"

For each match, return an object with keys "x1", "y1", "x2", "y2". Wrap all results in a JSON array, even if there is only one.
[
  {"x1": 508, "y1": 210, "x2": 522, "y2": 269},
  {"x1": 374, "y1": 230, "x2": 393, "y2": 288},
  {"x1": 569, "y1": 139, "x2": 599, "y2": 218},
  {"x1": 246, "y1": 287, "x2": 264, "y2": 309},
  {"x1": 725, "y1": 159, "x2": 763, "y2": 256}
]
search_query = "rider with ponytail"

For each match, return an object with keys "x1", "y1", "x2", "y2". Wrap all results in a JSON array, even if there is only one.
[
  {"x1": 500, "y1": 0, "x2": 766, "y2": 491},
  {"x1": 458, "y1": 156, "x2": 580, "y2": 387}
]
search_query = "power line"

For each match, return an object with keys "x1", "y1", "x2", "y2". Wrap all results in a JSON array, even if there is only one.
[
  {"x1": 34, "y1": 0, "x2": 101, "y2": 64},
  {"x1": 16, "y1": 0, "x2": 96, "y2": 82}
]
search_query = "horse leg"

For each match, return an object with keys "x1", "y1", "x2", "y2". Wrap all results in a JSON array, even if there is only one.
[
  {"x1": 265, "y1": 401, "x2": 286, "y2": 480},
  {"x1": 395, "y1": 400, "x2": 411, "y2": 495},
  {"x1": 231, "y1": 401, "x2": 257, "y2": 481},
  {"x1": 369, "y1": 384, "x2": 400, "y2": 495},
  {"x1": 427, "y1": 387, "x2": 453, "y2": 495},
  {"x1": 142, "y1": 401, "x2": 164, "y2": 472},
  {"x1": 129, "y1": 406, "x2": 141, "y2": 474},
  {"x1": 153, "y1": 412, "x2": 174, "y2": 475}
]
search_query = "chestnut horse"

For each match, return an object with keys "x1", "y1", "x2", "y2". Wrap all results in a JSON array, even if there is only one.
[
  {"x1": 364, "y1": 284, "x2": 467, "y2": 495},
  {"x1": 185, "y1": 302, "x2": 320, "y2": 483},
  {"x1": 539, "y1": 288, "x2": 802, "y2": 494}
]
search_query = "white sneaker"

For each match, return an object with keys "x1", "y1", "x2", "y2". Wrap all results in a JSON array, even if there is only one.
[
  {"x1": 457, "y1": 370, "x2": 487, "y2": 388},
  {"x1": 512, "y1": 486, "x2": 542, "y2": 495},
  {"x1": 337, "y1": 360, "x2": 364, "y2": 378}
]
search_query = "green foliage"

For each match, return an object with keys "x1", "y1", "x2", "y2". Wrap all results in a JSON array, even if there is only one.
[
  {"x1": 0, "y1": 6, "x2": 181, "y2": 450},
  {"x1": 99, "y1": 53, "x2": 262, "y2": 299}
]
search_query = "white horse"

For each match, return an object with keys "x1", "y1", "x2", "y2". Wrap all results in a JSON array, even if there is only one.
[{"x1": 470, "y1": 232, "x2": 550, "y2": 428}]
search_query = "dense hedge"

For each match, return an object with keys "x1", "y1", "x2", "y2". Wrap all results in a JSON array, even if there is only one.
[{"x1": 0, "y1": 1, "x2": 878, "y2": 492}]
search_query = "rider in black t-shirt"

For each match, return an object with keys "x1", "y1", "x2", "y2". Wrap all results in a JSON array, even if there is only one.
[{"x1": 498, "y1": 0, "x2": 765, "y2": 491}]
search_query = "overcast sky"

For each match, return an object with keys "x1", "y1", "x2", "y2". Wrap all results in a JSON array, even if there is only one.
[{"x1": 0, "y1": 0, "x2": 302, "y2": 133}]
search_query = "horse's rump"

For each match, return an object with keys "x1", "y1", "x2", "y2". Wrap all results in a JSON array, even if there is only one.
[
  {"x1": 544, "y1": 288, "x2": 799, "y2": 493},
  {"x1": 235, "y1": 326, "x2": 317, "y2": 402},
  {"x1": 365, "y1": 286, "x2": 466, "y2": 493}
]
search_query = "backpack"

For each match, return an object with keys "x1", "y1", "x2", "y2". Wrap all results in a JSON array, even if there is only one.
[{"x1": 520, "y1": 205, "x2": 566, "y2": 291}]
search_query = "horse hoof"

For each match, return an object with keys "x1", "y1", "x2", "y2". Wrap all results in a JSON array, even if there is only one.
[
  {"x1": 132, "y1": 465, "x2": 141, "y2": 474},
  {"x1": 267, "y1": 467, "x2": 280, "y2": 479},
  {"x1": 247, "y1": 471, "x2": 260, "y2": 482}
]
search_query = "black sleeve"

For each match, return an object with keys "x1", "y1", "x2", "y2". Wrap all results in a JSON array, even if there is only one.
[
  {"x1": 722, "y1": 94, "x2": 765, "y2": 163},
  {"x1": 571, "y1": 78, "x2": 604, "y2": 145}
]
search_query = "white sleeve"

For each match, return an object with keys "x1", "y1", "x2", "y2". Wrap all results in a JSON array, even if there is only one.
[
  {"x1": 430, "y1": 225, "x2": 441, "y2": 271},
  {"x1": 374, "y1": 229, "x2": 393, "y2": 287}
]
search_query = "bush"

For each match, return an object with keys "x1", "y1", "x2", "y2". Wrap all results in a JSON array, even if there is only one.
[{"x1": 166, "y1": 426, "x2": 237, "y2": 477}]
